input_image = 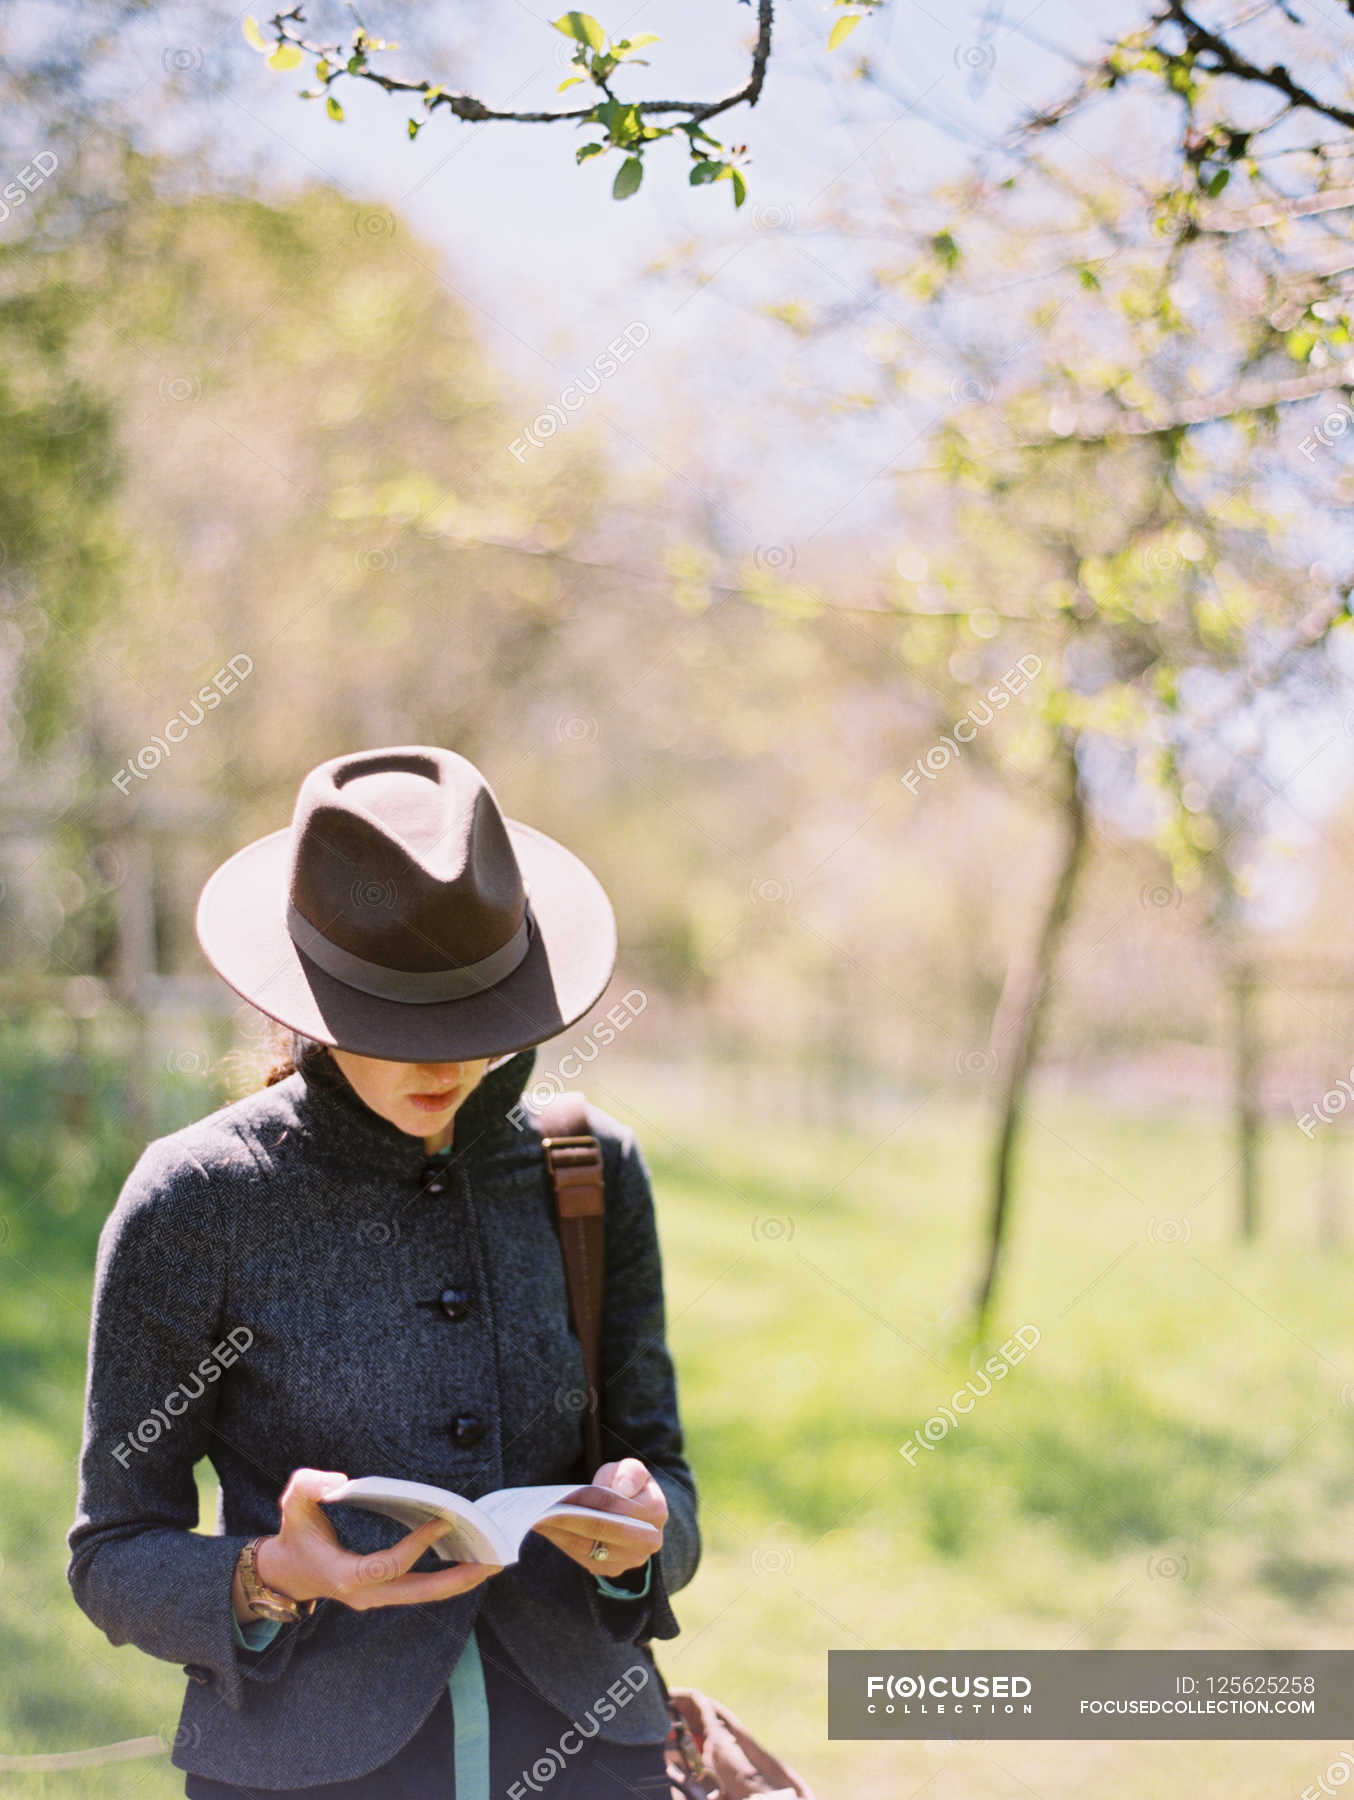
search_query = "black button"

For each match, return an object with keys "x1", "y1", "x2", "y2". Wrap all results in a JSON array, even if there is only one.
[
  {"x1": 439, "y1": 1286, "x2": 471, "y2": 1322},
  {"x1": 450, "y1": 1414, "x2": 485, "y2": 1447},
  {"x1": 421, "y1": 1162, "x2": 450, "y2": 1195}
]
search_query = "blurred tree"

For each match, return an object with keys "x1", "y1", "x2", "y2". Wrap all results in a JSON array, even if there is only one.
[
  {"x1": 0, "y1": 128, "x2": 622, "y2": 996},
  {"x1": 0, "y1": 132, "x2": 905, "y2": 1087},
  {"x1": 1029, "y1": 0, "x2": 1354, "y2": 230},
  {"x1": 0, "y1": 221, "x2": 128, "y2": 764},
  {"x1": 651, "y1": 4, "x2": 1354, "y2": 1327},
  {"x1": 2, "y1": 153, "x2": 609, "y2": 800}
]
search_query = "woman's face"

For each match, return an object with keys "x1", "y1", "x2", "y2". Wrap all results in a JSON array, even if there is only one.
[{"x1": 329, "y1": 1049, "x2": 493, "y2": 1147}]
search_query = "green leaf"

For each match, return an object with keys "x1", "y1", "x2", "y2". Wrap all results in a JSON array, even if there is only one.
[
  {"x1": 576, "y1": 140, "x2": 605, "y2": 163},
  {"x1": 327, "y1": 94, "x2": 344, "y2": 122},
  {"x1": 551, "y1": 12, "x2": 606, "y2": 49},
  {"x1": 407, "y1": 118, "x2": 421, "y2": 138},
  {"x1": 241, "y1": 15, "x2": 269, "y2": 52},
  {"x1": 268, "y1": 42, "x2": 303, "y2": 71},
  {"x1": 612, "y1": 154, "x2": 643, "y2": 199},
  {"x1": 615, "y1": 34, "x2": 660, "y2": 51},
  {"x1": 595, "y1": 98, "x2": 641, "y2": 143},
  {"x1": 930, "y1": 230, "x2": 960, "y2": 269},
  {"x1": 558, "y1": 75, "x2": 586, "y2": 90},
  {"x1": 730, "y1": 167, "x2": 747, "y2": 207},
  {"x1": 315, "y1": 58, "x2": 331, "y2": 80},
  {"x1": 828, "y1": 13, "x2": 862, "y2": 49},
  {"x1": 689, "y1": 159, "x2": 723, "y2": 185},
  {"x1": 1204, "y1": 166, "x2": 1230, "y2": 197}
]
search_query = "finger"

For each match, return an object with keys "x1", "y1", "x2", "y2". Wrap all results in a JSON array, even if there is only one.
[
  {"x1": 384, "y1": 1515, "x2": 460, "y2": 1575},
  {"x1": 291, "y1": 1468, "x2": 351, "y2": 1499},
  {"x1": 546, "y1": 1531, "x2": 659, "y2": 1575},
  {"x1": 336, "y1": 1515, "x2": 456, "y2": 1588},
  {"x1": 348, "y1": 1561, "x2": 503, "y2": 1610},
  {"x1": 568, "y1": 1484, "x2": 667, "y2": 1529},
  {"x1": 535, "y1": 1516, "x2": 662, "y2": 1555},
  {"x1": 284, "y1": 1468, "x2": 351, "y2": 1523},
  {"x1": 612, "y1": 1456, "x2": 651, "y2": 1497},
  {"x1": 592, "y1": 1457, "x2": 650, "y2": 1500}
]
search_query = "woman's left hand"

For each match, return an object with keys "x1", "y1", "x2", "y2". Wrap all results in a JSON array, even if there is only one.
[{"x1": 531, "y1": 1456, "x2": 667, "y2": 1577}]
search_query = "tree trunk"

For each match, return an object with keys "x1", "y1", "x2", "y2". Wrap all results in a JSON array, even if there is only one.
[{"x1": 971, "y1": 751, "x2": 1089, "y2": 1334}]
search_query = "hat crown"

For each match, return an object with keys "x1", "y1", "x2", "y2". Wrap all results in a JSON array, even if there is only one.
[{"x1": 287, "y1": 747, "x2": 527, "y2": 976}]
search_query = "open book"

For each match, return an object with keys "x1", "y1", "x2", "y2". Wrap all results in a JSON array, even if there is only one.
[{"x1": 322, "y1": 1476, "x2": 663, "y2": 1568}]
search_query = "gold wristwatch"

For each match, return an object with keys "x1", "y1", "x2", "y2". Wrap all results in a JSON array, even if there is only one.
[{"x1": 237, "y1": 1536, "x2": 319, "y2": 1625}]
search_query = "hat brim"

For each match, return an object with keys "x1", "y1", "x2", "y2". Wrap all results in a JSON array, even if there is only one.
[{"x1": 195, "y1": 818, "x2": 617, "y2": 1062}]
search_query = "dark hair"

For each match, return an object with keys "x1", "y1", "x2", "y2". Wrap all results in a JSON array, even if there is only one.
[
  {"x1": 261, "y1": 1021, "x2": 327, "y2": 1088},
  {"x1": 248, "y1": 1023, "x2": 520, "y2": 1092},
  {"x1": 212, "y1": 1018, "x2": 328, "y2": 1103}
]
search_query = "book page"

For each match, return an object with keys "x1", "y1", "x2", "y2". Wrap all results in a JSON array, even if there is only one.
[
  {"x1": 473, "y1": 1482, "x2": 664, "y2": 1558},
  {"x1": 471, "y1": 1482, "x2": 598, "y2": 1549},
  {"x1": 323, "y1": 1476, "x2": 503, "y2": 1565},
  {"x1": 326, "y1": 1476, "x2": 662, "y2": 1565}
]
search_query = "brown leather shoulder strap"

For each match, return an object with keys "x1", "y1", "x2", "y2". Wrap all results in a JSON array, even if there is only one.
[
  {"x1": 538, "y1": 1093, "x2": 604, "y2": 1481},
  {"x1": 540, "y1": 1097, "x2": 668, "y2": 1669}
]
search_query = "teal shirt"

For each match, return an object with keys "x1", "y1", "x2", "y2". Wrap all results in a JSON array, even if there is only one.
[
  {"x1": 232, "y1": 1564, "x2": 652, "y2": 1795},
  {"x1": 230, "y1": 1136, "x2": 652, "y2": 1797}
]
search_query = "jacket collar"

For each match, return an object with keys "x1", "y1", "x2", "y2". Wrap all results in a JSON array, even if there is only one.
[{"x1": 289, "y1": 1042, "x2": 538, "y2": 1174}]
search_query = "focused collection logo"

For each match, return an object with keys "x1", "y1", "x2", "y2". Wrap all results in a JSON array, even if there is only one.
[{"x1": 865, "y1": 1670, "x2": 1034, "y2": 1715}]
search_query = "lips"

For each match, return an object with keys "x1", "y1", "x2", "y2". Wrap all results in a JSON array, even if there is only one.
[{"x1": 408, "y1": 1085, "x2": 461, "y2": 1112}]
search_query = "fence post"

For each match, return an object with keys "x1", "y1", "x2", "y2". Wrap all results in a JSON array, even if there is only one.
[
  {"x1": 1318, "y1": 1118, "x2": 1344, "y2": 1247},
  {"x1": 111, "y1": 827, "x2": 155, "y2": 1148},
  {"x1": 1232, "y1": 959, "x2": 1259, "y2": 1242}
]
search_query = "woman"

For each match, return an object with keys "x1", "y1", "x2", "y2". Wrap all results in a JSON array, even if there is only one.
[{"x1": 67, "y1": 745, "x2": 699, "y2": 1797}]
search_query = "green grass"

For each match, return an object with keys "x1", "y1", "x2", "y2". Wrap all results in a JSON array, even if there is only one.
[{"x1": 4, "y1": 1026, "x2": 1354, "y2": 1797}]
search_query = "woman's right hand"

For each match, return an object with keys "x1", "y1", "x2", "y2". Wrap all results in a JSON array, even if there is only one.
[{"x1": 250, "y1": 1467, "x2": 502, "y2": 1615}]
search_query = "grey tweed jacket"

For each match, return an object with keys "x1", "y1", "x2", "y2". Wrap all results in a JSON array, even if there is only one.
[{"x1": 66, "y1": 1044, "x2": 700, "y2": 1789}]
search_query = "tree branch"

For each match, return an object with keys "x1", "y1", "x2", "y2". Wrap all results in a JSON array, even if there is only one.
[
  {"x1": 1163, "y1": 0, "x2": 1354, "y2": 132},
  {"x1": 266, "y1": 1, "x2": 774, "y2": 128},
  {"x1": 997, "y1": 363, "x2": 1354, "y2": 448},
  {"x1": 1024, "y1": 0, "x2": 1354, "y2": 141}
]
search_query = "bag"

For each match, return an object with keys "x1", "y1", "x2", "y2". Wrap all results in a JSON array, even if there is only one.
[{"x1": 539, "y1": 1096, "x2": 817, "y2": 1800}]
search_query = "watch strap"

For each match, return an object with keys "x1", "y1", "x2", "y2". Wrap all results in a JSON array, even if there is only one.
[{"x1": 239, "y1": 1535, "x2": 318, "y2": 1623}]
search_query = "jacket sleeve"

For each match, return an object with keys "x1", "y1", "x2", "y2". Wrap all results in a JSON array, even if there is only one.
[
  {"x1": 595, "y1": 1558, "x2": 652, "y2": 1601},
  {"x1": 232, "y1": 1614, "x2": 283, "y2": 1649},
  {"x1": 65, "y1": 1135, "x2": 318, "y2": 1711},
  {"x1": 581, "y1": 1115, "x2": 700, "y2": 1646}
]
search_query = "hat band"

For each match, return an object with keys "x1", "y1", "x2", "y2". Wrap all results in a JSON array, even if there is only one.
[{"x1": 285, "y1": 897, "x2": 535, "y2": 1004}]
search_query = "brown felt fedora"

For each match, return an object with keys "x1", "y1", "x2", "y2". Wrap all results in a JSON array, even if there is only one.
[{"x1": 195, "y1": 745, "x2": 617, "y2": 1062}]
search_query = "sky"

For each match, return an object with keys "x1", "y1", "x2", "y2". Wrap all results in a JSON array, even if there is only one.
[
  {"x1": 28, "y1": 0, "x2": 1146, "y2": 546},
  {"x1": 9, "y1": 0, "x2": 1353, "y2": 925}
]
